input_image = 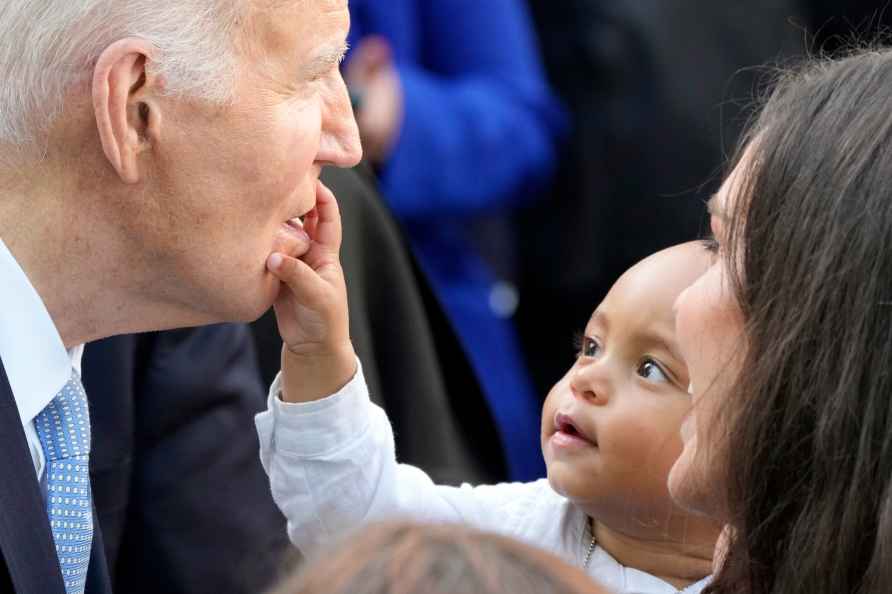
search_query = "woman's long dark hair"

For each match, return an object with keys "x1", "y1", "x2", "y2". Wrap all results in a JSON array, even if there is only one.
[{"x1": 707, "y1": 48, "x2": 892, "y2": 594}]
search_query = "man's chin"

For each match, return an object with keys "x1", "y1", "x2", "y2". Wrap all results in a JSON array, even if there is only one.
[
  {"x1": 248, "y1": 277, "x2": 283, "y2": 319},
  {"x1": 217, "y1": 275, "x2": 281, "y2": 323}
]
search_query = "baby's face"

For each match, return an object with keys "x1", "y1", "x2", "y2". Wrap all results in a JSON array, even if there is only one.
[{"x1": 541, "y1": 242, "x2": 714, "y2": 534}]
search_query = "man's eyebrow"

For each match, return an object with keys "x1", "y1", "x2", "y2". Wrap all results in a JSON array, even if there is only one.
[{"x1": 302, "y1": 42, "x2": 349, "y2": 77}]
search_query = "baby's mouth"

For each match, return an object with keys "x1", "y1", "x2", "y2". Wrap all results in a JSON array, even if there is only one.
[{"x1": 554, "y1": 412, "x2": 597, "y2": 447}]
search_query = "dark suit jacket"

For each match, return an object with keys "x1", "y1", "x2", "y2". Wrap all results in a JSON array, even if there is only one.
[{"x1": 1, "y1": 323, "x2": 291, "y2": 594}]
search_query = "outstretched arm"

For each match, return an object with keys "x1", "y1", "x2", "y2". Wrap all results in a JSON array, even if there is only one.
[{"x1": 257, "y1": 181, "x2": 542, "y2": 553}]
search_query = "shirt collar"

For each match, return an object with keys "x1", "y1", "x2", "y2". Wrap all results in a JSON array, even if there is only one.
[
  {"x1": 589, "y1": 544, "x2": 712, "y2": 594},
  {"x1": 0, "y1": 237, "x2": 82, "y2": 426}
]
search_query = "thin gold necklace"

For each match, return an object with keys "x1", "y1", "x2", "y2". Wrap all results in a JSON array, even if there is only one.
[{"x1": 583, "y1": 516, "x2": 597, "y2": 569}]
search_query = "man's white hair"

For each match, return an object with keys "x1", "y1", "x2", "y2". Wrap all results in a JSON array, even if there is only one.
[{"x1": 0, "y1": 0, "x2": 247, "y2": 149}]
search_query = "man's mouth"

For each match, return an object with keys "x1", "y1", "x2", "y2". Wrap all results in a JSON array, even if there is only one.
[
  {"x1": 284, "y1": 216, "x2": 305, "y2": 232},
  {"x1": 273, "y1": 213, "x2": 312, "y2": 260},
  {"x1": 282, "y1": 200, "x2": 315, "y2": 233}
]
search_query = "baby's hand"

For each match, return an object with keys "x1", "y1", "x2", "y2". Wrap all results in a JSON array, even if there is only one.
[{"x1": 266, "y1": 180, "x2": 357, "y2": 403}]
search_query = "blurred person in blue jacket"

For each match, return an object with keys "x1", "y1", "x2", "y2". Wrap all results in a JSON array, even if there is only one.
[{"x1": 344, "y1": 0, "x2": 566, "y2": 481}]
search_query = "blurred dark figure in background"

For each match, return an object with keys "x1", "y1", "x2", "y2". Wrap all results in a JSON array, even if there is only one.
[
  {"x1": 84, "y1": 325, "x2": 291, "y2": 594},
  {"x1": 808, "y1": 1, "x2": 892, "y2": 49},
  {"x1": 344, "y1": 0, "x2": 566, "y2": 481},
  {"x1": 517, "y1": 0, "x2": 805, "y2": 394},
  {"x1": 272, "y1": 521, "x2": 607, "y2": 594}
]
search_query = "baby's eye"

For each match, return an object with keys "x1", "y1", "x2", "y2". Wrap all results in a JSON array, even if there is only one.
[
  {"x1": 702, "y1": 237, "x2": 720, "y2": 254},
  {"x1": 638, "y1": 359, "x2": 669, "y2": 383},
  {"x1": 573, "y1": 334, "x2": 601, "y2": 359}
]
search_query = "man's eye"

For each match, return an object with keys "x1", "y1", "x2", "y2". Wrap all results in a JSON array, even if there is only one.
[
  {"x1": 573, "y1": 334, "x2": 601, "y2": 358},
  {"x1": 638, "y1": 359, "x2": 669, "y2": 383},
  {"x1": 309, "y1": 65, "x2": 337, "y2": 83}
]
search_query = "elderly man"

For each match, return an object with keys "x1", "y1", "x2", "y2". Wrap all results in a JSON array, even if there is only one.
[{"x1": 0, "y1": 0, "x2": 360, "y2": 592}]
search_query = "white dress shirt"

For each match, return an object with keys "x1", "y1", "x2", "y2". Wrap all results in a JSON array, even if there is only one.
[
  {"x1": 0, "y1": 237, "x2": 83, "y2": 480},
  {"x1": 256, "y1": 363, "x2": 711, "y2": 594}
]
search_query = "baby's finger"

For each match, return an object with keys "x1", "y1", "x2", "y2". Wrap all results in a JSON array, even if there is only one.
[
  {"x1": 267, "y1": 252, "x2": 330, "y2": 311},
  {"x1": 302, "y1": 207, "x2": 319, "y2": 242},
  {"x1": 312, "y1": 180, "x2": 343, "y2": 253}
]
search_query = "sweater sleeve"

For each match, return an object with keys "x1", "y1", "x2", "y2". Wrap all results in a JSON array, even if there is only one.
[{"x1": 255, "y1": 360, "x2": 540, "y2": 554}]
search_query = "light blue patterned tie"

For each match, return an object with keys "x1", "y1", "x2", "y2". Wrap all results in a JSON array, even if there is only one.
[{"x1": 34, "y1": 371, "x2": 93, "y2": 594}]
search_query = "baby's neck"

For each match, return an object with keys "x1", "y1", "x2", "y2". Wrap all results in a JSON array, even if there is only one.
[{"x1": 593, "y1": 519, "x2": 714, "y2": 590}]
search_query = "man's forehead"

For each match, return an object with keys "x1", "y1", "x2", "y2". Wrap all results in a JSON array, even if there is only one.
[
  {"x1": 251, "y1": 0, "x2": 347, "y2": 15},
  {"x1": 245, "y1": 0, "x2": 348, "y2": 60}
]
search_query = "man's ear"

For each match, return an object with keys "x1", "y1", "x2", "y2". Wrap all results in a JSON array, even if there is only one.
[{"x1": 92, "y1": 38, "x2": 162, "y2": 184}]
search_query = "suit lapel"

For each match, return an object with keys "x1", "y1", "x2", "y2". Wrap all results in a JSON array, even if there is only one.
[{"x1": 0, "y1": 358, "x2": 66, "y2": 593}]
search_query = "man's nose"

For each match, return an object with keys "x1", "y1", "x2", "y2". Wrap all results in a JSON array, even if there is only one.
[
  {"x1": 328, "y1": 112, "x2": 363, "y2": 167},
  {"x1": 319, "y1": 77, "x2": 364, "y2": 167}
]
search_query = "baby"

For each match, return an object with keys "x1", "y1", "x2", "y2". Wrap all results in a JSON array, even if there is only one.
[{"x1": 258, "y1": 186, "x2": 720, "y2": 594}]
